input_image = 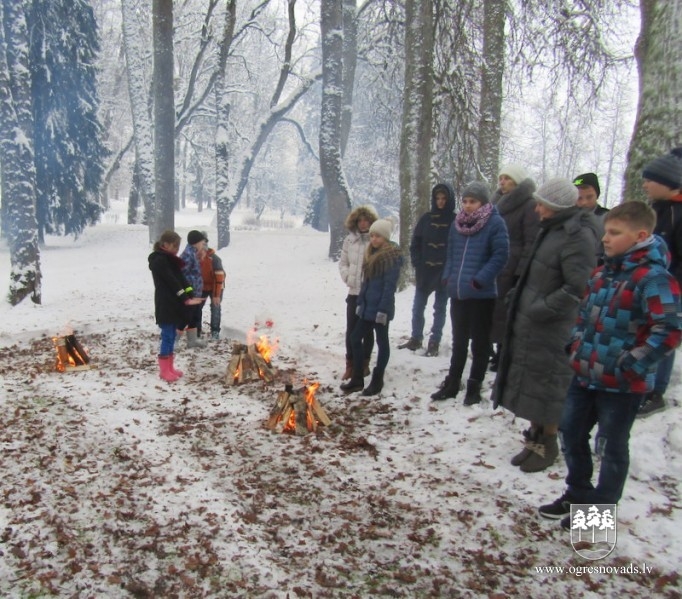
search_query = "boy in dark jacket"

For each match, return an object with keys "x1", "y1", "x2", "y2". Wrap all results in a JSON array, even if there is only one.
[
  {"x1": 539, "y1": 201, "x2": 682, "y2": 530},
  {"x1": 638, "y1": 151, "x2": 682, "y2": 416},
  {"x1": 399, "y1": 184, "x2": 455, "y2": 356}
]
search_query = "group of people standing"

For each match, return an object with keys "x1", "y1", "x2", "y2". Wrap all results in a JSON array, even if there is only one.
[
  {"x1": 148, "y1": 229, "x2": 225, "y2": 382},
  {"x1": 337, "y1": 152, "x2": 682, "y2": 531}
]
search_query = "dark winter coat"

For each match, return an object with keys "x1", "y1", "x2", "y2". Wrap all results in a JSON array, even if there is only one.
[
  {"x1": 569, "y1": 235, "x2": 682, "y2": 394},
  {"x1": 148, "y1": 249, "x2": 192, "y2": 327},
  {"x1": 492, "y1": 207, "x2": 599, "y2": 424},
  {"x1": 490, "y1": 178, "x2": 539, "y2": 343},
  {"x1": 651, "y1": 194, "x2": 682, "y2": 286},
  {"x1": 410, "y1": 183, "x2": 456, "y2": 292},
  {"x1": 357, "y1": 242, "x2": 403, "y2": 321},
  {"x1": 442, "y1": 206, "x2": 509, "y2": 300}
]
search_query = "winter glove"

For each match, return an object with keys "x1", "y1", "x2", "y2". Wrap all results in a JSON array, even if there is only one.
[
  {"x1": 471, "y1": 278, "x2": 482, "y2": 290},
  {"x1": 375, "y1": 312, "x2": 388, "y2": 325}
]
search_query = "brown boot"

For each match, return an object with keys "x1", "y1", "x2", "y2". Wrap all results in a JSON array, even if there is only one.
[
  {"x1": 520, "y1": 434, "x2": 559, "y2": 473},
  {"x1": 342, "y1": 359, "x2": 353, "y2": 380},
  {"x1": 511, "y1": 427, "x2": 540, "y2": 466}
]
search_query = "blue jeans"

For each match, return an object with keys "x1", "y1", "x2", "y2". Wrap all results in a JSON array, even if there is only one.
[
  {"x1": 159, "y1": 323, "x2": 177, "y2": 357},
  {"x1": 560, "y1": 377, "x2": 643, "y2": 505},
  {"x1": 411, "y1": 285, "x2": 448, "y2": 343},
  {"x1": 654, "y1": 351, "x2": 675, "y2": 394},
  {"x1": 200, "y1": 292, "x2": 222, "y2": 336}
]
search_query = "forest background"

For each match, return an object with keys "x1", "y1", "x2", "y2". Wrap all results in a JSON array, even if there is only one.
[{"x1": 1, "y1": 0, "x2": 681, "y2": 305}]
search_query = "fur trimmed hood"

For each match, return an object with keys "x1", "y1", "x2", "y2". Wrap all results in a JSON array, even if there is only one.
[{"x1": 345, "y1": 205, "x2": 379, "y2": 232}]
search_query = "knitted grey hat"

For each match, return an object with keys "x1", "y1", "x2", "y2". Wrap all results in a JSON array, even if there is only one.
[
  {"x1": 462, "y1": 181, "x2": 490, "y2": 204},
  {"x1": 642, "y1": 153, "x2": 682, "y2": 189},
  {"x1": 369, "y1": 218, "x2": 393, "y2": 240},
  {"x1": 533, "y1": 178, "x2": 579, "y2": 211}
]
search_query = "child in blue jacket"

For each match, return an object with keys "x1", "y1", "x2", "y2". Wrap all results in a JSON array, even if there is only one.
[
  {"x1": 431, "y1": 182, "x2": 509, "y2": 404},
  {"x1": 341, "y1": 219, "x2": 403, "y2": 396}
]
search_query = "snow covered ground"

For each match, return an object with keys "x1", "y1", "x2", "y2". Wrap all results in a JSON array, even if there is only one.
[{"x1": 0, "y1": 201, "x2": 680, "y2": 598}]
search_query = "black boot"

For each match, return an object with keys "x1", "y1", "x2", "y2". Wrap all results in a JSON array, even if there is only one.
[
  {"x1": 340, "y1": 375, "x2": 364, "y2": 394},
  {"x1": 362, "y1": 368, "x2": 384, "y2": 396},
  {"x1": 463, "y1": 379, "x2": 483, "y2": 406},
  {"x1": 431, "y1": 376, "x2": 460, "y2": 401}
]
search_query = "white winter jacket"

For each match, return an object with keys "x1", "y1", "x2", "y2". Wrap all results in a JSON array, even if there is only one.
[{"x1": 339, "y1": 231, "x2": 370, "y2": 295}]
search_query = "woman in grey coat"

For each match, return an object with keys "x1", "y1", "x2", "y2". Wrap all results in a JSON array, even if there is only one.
[{"x1": 492, "y1": 178, "x2": 599, "y2": 473}]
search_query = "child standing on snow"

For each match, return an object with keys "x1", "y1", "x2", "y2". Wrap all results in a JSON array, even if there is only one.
[
  {"x1": 430, "y1": 181, "x2": 509, "y2": 404},
  {"x1": 340, "y1": 219, "x2": 403, "y2": 396},
  {"x1": 179, "y1": 230, "x2": 208, "y2": 348},
  {"x1": 148, "y1": 230, "x2": 203, "y2": 382},
  {"x1": 539, "y1": 201, "x2": 682, "y2": 530},
  {"x1": 199, "y1": 240, "x2": 226, "y2": 340}
]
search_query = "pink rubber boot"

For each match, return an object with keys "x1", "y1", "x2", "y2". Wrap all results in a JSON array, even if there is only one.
[
  {"x1": 158, "y1": 356, "x2": 180, "y2": 382},
  {"x1": 169, "y1": 354, "x2": 183, "y2": 378}
]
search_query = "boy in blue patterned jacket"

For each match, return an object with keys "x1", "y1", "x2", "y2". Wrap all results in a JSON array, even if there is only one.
[{"x1": 539, "y1": 201, "x2": 682, "y2": 530}]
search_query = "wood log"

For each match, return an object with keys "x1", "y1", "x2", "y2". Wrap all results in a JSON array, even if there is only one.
[
  {"x1": 311, "y1": 397, "x2": 331, "y2": 426},
  {"x1": 64, "y1": 335, "x2": 86, "y2": 365},
  {"x1": 66, "y1": 334, "x2": 90, "y2": 364}
]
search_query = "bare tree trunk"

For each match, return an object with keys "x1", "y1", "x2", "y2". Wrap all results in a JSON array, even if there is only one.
[
  {"x1": 152, "y1": 0, "x2": 174, "y2": 239},
  {"x1": 399, "y1": 0, "x2": 433, "y2": 273},
  {"x1": 623, "y1": 0, "x2": 682, "y2": 202},
  {"x1": 121, "y1": 0, "x2": 155, "y2": 241},
  {"x1": 478, "y1": 0, "x2": 505, "y2": 186},
  {"x1": 0, "y1": 1, "x2": 41, "y2": 305},
  {"x1": 214, "y1": 0, "x2": 237, "y2": 250},
  {"x1": 340, "y1": 0, "x2": 357, "y2": 157},
  {"x1": 320, "y1": 0, "x2": 352, "y2": 260}
]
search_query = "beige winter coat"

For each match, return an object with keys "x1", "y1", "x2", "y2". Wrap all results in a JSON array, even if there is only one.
[{"x1": 339, "y1": 206, "x2": 377, "y2": 295}]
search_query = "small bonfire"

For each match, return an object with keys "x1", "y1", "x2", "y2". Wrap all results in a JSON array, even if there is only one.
[
  {"x1": 266, "y1": 382, "x2": 331, "y2": 435},
  {"x1": 225, "y1": 332, "x2": 278, "y2": 384},
  {"x1": 52, "y1": 333, "x2": 91, "y2": 372}
]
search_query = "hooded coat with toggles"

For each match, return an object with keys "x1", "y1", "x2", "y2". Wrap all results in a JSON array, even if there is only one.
[{"x1": 410, "y1": 183, "x2": 456, "y2": 292}]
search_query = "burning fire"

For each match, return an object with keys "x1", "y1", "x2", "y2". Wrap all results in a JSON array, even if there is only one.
[
  {"x1": 284, "y1": 381, "x2": 320, "y2": 433},
  {"x1": 246, "y1": 330, "x2": 279, "y2": 364},
  {"x1": 52, "y1": 334, "x2": 90, "y2": 372}
]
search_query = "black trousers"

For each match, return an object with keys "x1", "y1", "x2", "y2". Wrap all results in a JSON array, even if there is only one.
[
  {"x1": 345, "y1": 294, "x2": 374, "y2": 361},
  {"x1": 448, "y1": 298, "x2": 495, "y2": 383}
]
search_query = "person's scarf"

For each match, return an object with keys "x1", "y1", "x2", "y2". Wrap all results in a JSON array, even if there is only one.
[
  {"x1": 455, "y1": 203, "x2": 493, "y2": 236},
  {"x1": 363, "y1": 242, "x2": 402, "y2": 280}
]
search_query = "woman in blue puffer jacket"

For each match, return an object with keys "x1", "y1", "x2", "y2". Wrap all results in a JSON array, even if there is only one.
[{"x1": 431, "y1": 182, "x2": 509, "y2": 404}]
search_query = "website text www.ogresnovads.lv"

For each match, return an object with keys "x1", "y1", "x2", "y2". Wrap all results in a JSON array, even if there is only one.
[{"x1": 534, "y1": 562, "x2": 653, "y2": 578}]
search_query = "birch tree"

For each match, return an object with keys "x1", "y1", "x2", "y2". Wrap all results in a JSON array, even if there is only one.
[
  {"x1": 399, "y1": 0, "x2": 433, "y2": 258},
  {"x1": 623, "y1": 0, "x2": 682, "y2": 201},
  {"x1": 0, "y1": 1, "x2": 41, "y2": 304}
]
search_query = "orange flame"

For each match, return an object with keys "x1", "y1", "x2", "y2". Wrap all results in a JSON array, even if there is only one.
[{"x1": 254, "y1": 334, "x2": 278, "y2": 363}]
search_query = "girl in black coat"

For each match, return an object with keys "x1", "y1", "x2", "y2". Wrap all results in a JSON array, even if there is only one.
[{"x1": 148, "y1": 230, "x2": 202, "y2": 382}]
